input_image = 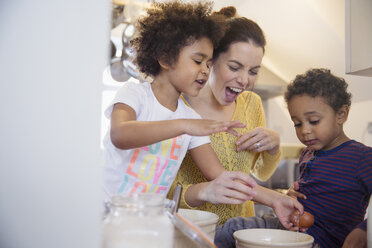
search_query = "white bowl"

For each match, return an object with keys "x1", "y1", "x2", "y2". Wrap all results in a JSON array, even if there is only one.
[
  {"x1": 234, "y1": 228, "x2": 314, "y2": 248},
  {"x1": 173, "y1": 209, "x2": 219, "y2": 248}
]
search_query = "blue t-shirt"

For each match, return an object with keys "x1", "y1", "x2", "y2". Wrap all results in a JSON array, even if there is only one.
[{"x1": 297, "y1": 140, "x2": 372, "y2": 247}]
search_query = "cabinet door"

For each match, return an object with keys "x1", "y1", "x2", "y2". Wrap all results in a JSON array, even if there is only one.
[{"x1": 345, "y1": 0, "x2": 372, "y2": 76}]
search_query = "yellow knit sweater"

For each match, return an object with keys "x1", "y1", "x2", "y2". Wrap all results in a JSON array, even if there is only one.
[{"x1": 167, "y1": 91, "x2": 281, "y2": 225}]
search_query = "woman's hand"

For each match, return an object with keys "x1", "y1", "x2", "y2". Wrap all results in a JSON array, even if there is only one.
[
  {"x1": 182, "y1": 119, "x2": 246, "y2": 137},
  {"x1": 184, "y1": 171, "x2": 257, "y2": 207},
  {"x1": 287, "y1": 181, "x2": 307, "y2": 200},
  {"x1": 236, "y1": 127, "x2": 280, "y2": 155}
]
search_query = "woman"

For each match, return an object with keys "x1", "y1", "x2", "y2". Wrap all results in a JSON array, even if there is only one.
[{"x1": 168, "y1": 7, "x2": 285, "y2": 225}]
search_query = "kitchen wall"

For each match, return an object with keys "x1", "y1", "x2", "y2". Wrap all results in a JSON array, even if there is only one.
[
  {"x1": 0, "y1": 1, "x2": 110, "y2": 247},
  {"x1": 265, "y1": 96, "x2": 372, "y2": 147},
  {"x1": 214, "y1": 0, "x2": 372, "y2": 148}
]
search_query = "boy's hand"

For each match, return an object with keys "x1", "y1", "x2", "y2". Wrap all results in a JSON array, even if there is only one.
[
  {"x1": 182, "y1": 119, "x2": 245, "y2": 136},
  {"x1": 287, "y1": 181, "x2": 307, "y2": 200}
]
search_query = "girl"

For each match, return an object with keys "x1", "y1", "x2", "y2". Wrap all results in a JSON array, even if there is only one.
[{"x1": 103, "y1": 1, "x2": 257, "y2": 198}]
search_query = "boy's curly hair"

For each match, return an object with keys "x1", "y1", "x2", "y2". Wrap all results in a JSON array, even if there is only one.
[
  {"x1": 130, "y1": 0, "x2": 226, "y2": 77},
  {"x1": 285, "y1": 68, "x2": 352, "y2": 112}
]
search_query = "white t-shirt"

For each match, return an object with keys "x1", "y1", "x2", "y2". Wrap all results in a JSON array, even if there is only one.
[{"x1": 103, "y1": 81, "x2": 210, "y2": 197}]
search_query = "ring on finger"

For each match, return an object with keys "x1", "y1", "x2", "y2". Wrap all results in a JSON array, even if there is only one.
[{"x1": 256, "y1": 142, "x2": 261, "y2": 149}]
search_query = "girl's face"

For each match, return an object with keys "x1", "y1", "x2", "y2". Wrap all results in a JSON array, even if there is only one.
[
  {"x1": 166, "y1": 37, "x2": 213, "y2": 97},
  {"x1": 288, "y1": 95, "x2": 347, "y2": 151},
  {"x1": 208, "y1": 41, "x2": 264, "y2": 106}
]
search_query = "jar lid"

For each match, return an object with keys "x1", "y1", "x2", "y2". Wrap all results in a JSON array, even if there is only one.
[{"x1": 166, "y1": 211, "x2": 217, "y2": 248}]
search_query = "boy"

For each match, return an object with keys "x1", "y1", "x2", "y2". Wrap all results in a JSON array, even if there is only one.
[{"x1": 215, "y1": 68, "x2": 372, "y2": 248}]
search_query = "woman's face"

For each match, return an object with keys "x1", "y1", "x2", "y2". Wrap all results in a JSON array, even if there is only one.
[{"x1": 208, "y1": 41, "x2": 264, "y2": 105}]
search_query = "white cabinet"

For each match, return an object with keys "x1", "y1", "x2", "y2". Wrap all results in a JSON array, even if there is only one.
[{"x1": 345, "y1": 0, "x2": 372, "y2": 77}]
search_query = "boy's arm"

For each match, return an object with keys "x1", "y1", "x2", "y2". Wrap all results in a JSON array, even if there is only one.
[
  {"x1": 110, "y1": 103, "x2": 244, "y2": 149},
  {"x1": 342, "y1": 224, "x2": 367, "y2": 248}
]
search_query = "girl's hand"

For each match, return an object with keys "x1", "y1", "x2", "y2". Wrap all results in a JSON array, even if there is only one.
[
  {"x1": 197, "y1": 171, "x2": 257, "y2": 205},
  {"x1": 287, "y1": 181, "x2": 307, "y2": 200},
  {"x1": 236, "y1": 127, "x2": 280, "y2": 155},
  {"x1": 271, "y1": 194, "x2": 304, "y2": 231},
  {"x1": 183, "y1": 119, "x2": 246, "y2": 137}
]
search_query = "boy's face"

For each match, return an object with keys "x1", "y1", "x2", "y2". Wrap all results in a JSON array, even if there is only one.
[
  {"x1": 164, "y1": 37, "x2": 213, "y2": 97},
  {"x1": 288, "y1": 95, "x2": 347, "y2": 151}
]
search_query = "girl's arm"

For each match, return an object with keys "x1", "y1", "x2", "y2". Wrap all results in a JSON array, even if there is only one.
[
  {"x1": 110, "y1": 103, "x2": 245, "y2": 149},
  {"x1": 110, "y1": 103, "x2": 186, "y2": 149},
  {"x1": 182, "y1": 171, "x2": 303, "y2": 230},
  {"x1": 188, "y1": 144, "x2": 226, "y2": 181},
  {"x1": 251, "y1": 185, "x2": 304, "y2": 230},
  {"x1": 184, "y1": 171, "x2": 257, "y2": 207}
]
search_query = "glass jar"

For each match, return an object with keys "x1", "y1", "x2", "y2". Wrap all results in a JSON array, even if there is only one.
[{"x1": 102, "y1": 193, "x2": 174, "y2": 248}]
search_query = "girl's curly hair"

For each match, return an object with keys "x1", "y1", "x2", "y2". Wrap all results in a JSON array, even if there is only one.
[
  {"x1": 130, "y1": 0, "x2": 226, "y2": 77},
  {"x1": 285, "y1": 68, "x2": 352, "y2": 112}
]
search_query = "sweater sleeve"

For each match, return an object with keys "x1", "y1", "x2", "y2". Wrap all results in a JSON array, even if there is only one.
[
  {"x1": 252, "y1": 150, "x2": 281, "y2": 182},
  {"x1": 248, "y1": 93, "x2": 281, "y2": 182}
]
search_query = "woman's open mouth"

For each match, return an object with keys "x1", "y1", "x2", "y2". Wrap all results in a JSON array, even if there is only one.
[{"x1": 225, "y1": 86, "x2": 242, "y2": 102}]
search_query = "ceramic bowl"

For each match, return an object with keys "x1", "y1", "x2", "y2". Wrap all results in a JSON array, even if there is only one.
[
  {"x1": 234, "y1": 228, "x2": 314, "y2": 248},
  {"x1": 173, "y1": 209, "x2": 219, "y2": 248}
]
